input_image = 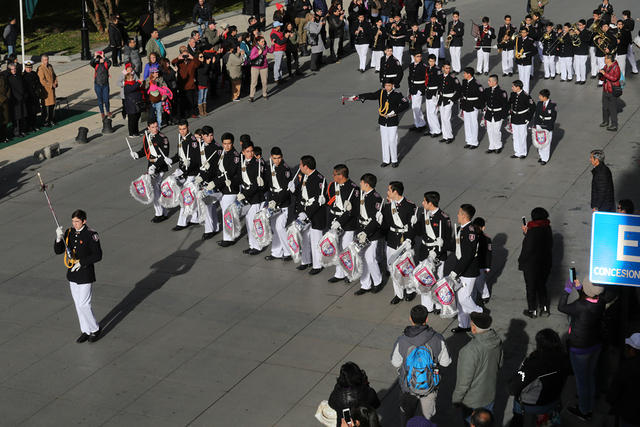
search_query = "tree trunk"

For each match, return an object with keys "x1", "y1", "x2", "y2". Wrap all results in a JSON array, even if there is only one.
[{"x1": 154, "y1": 0, "x2": 171, "y2": 27}]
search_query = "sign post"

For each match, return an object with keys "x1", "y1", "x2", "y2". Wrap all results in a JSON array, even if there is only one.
[{"x1": 590, "y1": 212, "x2": 640, "y2": 287}]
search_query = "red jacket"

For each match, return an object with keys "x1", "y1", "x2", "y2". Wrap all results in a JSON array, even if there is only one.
[
  {"x1": 270, "y1": 29, "x2": 287, "y2": 52},
  {"x1": 171, "y1": 57, "x2": 201, "y2": 90},
  {"x1": 600, "y1": 61, "x2": 620, "y2": 94}
]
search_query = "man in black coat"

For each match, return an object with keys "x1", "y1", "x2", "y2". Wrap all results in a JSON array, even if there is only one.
[
  {"x1": 518, "y1": 207, "x2": 553, "y2": 318},
  {"x1": 589, "y1": 149, "x2": 615, "y2": 212},
  {"x1": 6, "y1": 63, "x2": 26, "y2": 137},
  {"x1": 22, "y1": 61, "x2": 42, "y2": 132},
  {"x1": 54, "y1": 209, "x2": 103, "y2": 343}
]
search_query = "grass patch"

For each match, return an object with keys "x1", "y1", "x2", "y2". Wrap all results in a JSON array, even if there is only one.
[{"x1": 1, "y1": 0, "x2": 243, "y2": 56}]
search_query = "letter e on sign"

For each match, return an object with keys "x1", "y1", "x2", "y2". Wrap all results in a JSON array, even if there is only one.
[{"x1": 617, "y1": 225, "x2": 640, "y2": 263}]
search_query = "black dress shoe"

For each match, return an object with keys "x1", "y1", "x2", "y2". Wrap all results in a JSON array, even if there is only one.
[
  {"x1": 151, "y1": 215, "x2": 168, "y2": 223},
  {"x1": 172, "y1": 225, "x2": 188, "y2": 231},
  {"x1": 371, "y1": 284, "x2": 383, "y2": 293},
  {"x1": 249, "y1": 249, "x2": 260, "y2": 255},
  {"x1": 430, "y1": 132, "x2": 441, "y2": 138},
  {"x1": 391, "y1": 162, "x2": 399, "y2": 168},
  {"x1": 540, "y1": 161, "x2": 547, "y2": 165},
  {"x1": 217, "y1": 240, "x2": 233, "y2": 247},
  {"x1": 390, "y1": 296, "x2": 402, "y2": 304},
  {"x1": 282, "y1": 256, "x2": 293, "y2": 261},
  {"x1": 468, "y1": 145, "x2": 478, "y2": 150},
  {"x1": 202, "y1": 231, "x2": 217, "y2": 240},
  {"x1": 354, "y1": 288, "x2": 370, "y2": 295},
  {"x1": 606, "y1": 125, "x2": 618, "y2": 131},
  {"x1": 599, "y1": 122, "x2": 609, "y2": 127},
  {"x1": 264, "y1": 255, "x2": 281, "y2": 261},
  {"x1": 296, "y1": 263, "x2": 310, "y2": 270},
  {"x1": 328, "y1": 277, "x2": 342, "y2": 283},
  {"x1": 451, "y1": 327, "x2": 471, "y2": 334},
  {"x1": 242, "y1": 248, "x2": 252, "y2": 254},
  {"x1": 510, "y1": 154, "x2": 518, "y2": 159},
  {"x1": 495, "y1": 148, "x2": 502, "y2": 154},
  {"x1": 485, "y1": 149, "x2": 494, "y2": 154},
  {"x1": 523, "y1": 309, "x2": 537, "y2": 318},
  {"x1": 380, "y1": 162, "x2": 390, "y2": 168},
  {"x1": 76, "y1": 333, "x2": 89, "y2": 343},
  {"x1": 539, "y1": 306, "x2": 550, "y2": 317},
  {"x1": 482, "y1": 297, "x2": 490, "y2": 304},
  {"x1": 404, "y1": 292, "x2": 417, "y2": 301},
  {"x1": 439, "y1": 138, "x2": 448, "y2": 143},
  {"x1": 88, "y1": 329, "x2": 101, "y2": 343},
  {"x1": 309, "y1": 267, "x2": 324, "y2": 275},
  {"x1": 445, "y1": 139, "x2": 454, "y2": 144},
  {"x1": 519, "y1": 155, "x2": 526, "y2": 159},
  {"x1": 343, "y1": 278, "x2": 351, "y2": 284},
  {"x1": 463, "y1": 144, "x2": 471, "y2": 149}
]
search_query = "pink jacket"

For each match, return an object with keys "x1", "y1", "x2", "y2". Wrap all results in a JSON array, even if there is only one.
[{"x1": 250, "y1": 45, "x2": 275, "y2": 69}]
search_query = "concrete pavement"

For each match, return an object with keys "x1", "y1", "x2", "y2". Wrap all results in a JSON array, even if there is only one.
[{"x1": 1, "y1": 0, "x2": 640, "y2": 425}]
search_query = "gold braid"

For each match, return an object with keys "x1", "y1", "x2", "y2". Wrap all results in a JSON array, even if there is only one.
[
  {"x1": 64, "y1": 229, "x2": 78, "y2": 268},
  {"x1": 378, "y1": 90, "x2": 390, "y2": 116}
]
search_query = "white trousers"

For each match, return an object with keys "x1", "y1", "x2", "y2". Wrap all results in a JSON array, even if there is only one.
[
  {"x1": 543, "y1": 55, "x2": 556, "y2": 78},
  {"x1": 69, "y1": 281, "x2": 99, "y2": 334},
  {"x1": 220, "y1": 194, "x2": 237, "y2": 241},
  {"x1": 476, "y1": 50, "x2": 490, "y2": 74},
  {"x1": 425, "y1": 97, "x2": 441, "y2": 134},
  {"x1": 177, "y1": 176, "x2": 199, "y2": 226},
  {"x1": 360, "y1": 239, "x2": 382, "y2": 289},
  {"x1": 380, "y1": 125, "x2": 398, "y2": 163},
  {"x1": 439, "y1": 37, "x2": 445, "y2": 58},
  {"x1": 456, "y1": 276, "x2": 483, "y2": 328},
  {"x1": 596, "y1": 57, "x2": 605, "y2": 84},
  {"x1": 627, "y1": 45, "x2": 638, "y2": 73},
  {"x1": 428, "y1": 48, "x2": 440, "y2": 66},
  {"x1": 270, "y1": 208, "x2": 290, "y2": 257},
  {"x1": 334, "y1": 231, "x2": 354, "y2": 278},
  {"x1": 152, "y1": 172, "x2": 167, "y2": 217},
  {"x1": 449, "y1": 46, "x2": 462, "y2": 72},
  {"x1": 486, "y1": 119, "x2": 503, "y2": 150},
  {"x1": 355, "y1": 44, "x2": 369, "y2": 70},
  {"x1": 386, "y1": 245, "x2": 405, "y2": 298},
  {"x1": 558, "y1": 57, "x2": 573, "y2": 80},
  {"x1": 537, "y1": 130, "x2": 552, "y2": 162},
  {"x1": 589, "y1": 46, "x2": 598, "y2": 77},
  {"x1": 392, "y1": 46, "x2": 404, "y2": 63},
  {"x1": 411, "y1": 91, "x2": 426, "y2": 128},
  {"x1": 474, "y1": 269, "x2": 490, "y2": 300},
  {"x1": 273, "y1": 50, "x2": 285, "y2": 81},
  {"x1": 372, "y1": 50, "x2": 383, "y2": 71},
  {"x1": 517, "y1": 64, "x2": 532, "y2": 94},
  {"x1": 501, "y1": 50, "x2": 514, "y2": 74},
  {"x1": 616, "y1": 54, "x2": 627, "y2": 77},
  {"x1": 512, "y1": 123, "x2": 528, "y2": 157},
  {"x1": 301, "y1": 227, "x2": 323, "y2": 269},
  {"x1": 202, "y1": 201, "x2": 220, "y2": 233},
  {"x1": 463, "y1": 108, "x2": 479, "y2": 146},
  {"x1": 439, "y1": 102, "x2": 453, "y2": 139},
  {"x1": 573, "y1": 55, "x2": 587, "y2": 81},
  {"x1": 246, "y1": 203, "x2": 262, "y2": 250}
]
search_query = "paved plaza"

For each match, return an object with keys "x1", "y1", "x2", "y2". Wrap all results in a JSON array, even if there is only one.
[{"x1": 1, "y1": 0, "x2": 639, "y2": 425}]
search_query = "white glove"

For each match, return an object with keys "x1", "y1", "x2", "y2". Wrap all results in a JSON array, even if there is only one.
[
  {"x1": 318, "y1": 195, "x2": 326, "y2": 205},
  {"x1": 195, "y1": 175, "x2": 203, "y2": 185},
  {"x1": 130, "y1": 151, "x2": 139, "y2": 159},
  {"x1": 268, "y1": 200, "x2": 277, "y2": 210},
  {"x1": 225, "y1": 179, "x2": 232, "y2": 188},
  {"x1": 344, "y1": 200, "x2": 352, "y2": 211},
  {"x1": 410, "y1": 215, "x2": 417, "y2": 226},
  {"x1": 449, "y1": 271, "x2": 458, "y2": 280},
  {"x1": 257, "y1": 176, "x2": 264, "y2": 187},
  {"x1": 298, "y1": 212, "x2": 308, "y2": 222},
  {"x1": 237, "y1": 193, "x2": 246, "y2": 202},
  {"x1": 287, "y1": 180, "x2": 295, "y2": 193},
  {"x1": 357, "y1": 231, "x2": 367, "y2": 244},
  {"x1": 71, "y1": 262, "x2": 81, "y2": 272},
  {"x1": 206, "y1": 181, "x2": 216, "y2": 191},
  {"x1": 148, "y1": 165, "x2": 156, "y2": 175},
  {"x1": 375, "y1": 211, "x2": 383, "y2": 223},
  {"x1": 183, "y1": 159, "x2": 190, "y2": 169},
  {"x1": 165, "y1": 157, "x2": 173, "y2": 166},
  {"x1": 200, "y1": 161, "x2": 210, "y2": 171},
  {"x1": 331, "y1": 220, "x2": 341, "y2": 230},
  {"x1": 435, "y1": 237, "x2": 444, "y2": 248},
  {"x1": 55, "y1": 226, "x2": 64, "y2": 242}
]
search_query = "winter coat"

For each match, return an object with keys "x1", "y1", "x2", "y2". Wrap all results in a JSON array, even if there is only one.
[
  {"x1": 160, "y1": 66, "x2": 178, "y2": 91},
  {"x1": 36, "y1": 64, "x2": 57, "y2": 107},
  {"x1": 557, "y1": 293, "x2": 605, "y2": 349},
  {"x1": 226, "y1": 50, "x2": 245, "y2": 80},
  {"x1": 2, "y1": 23, "x2": 17, "y2": 46},
  {"x1": 328, "y1": 382, "x2": 380, "y2": 427},
  {"x1": 590, "y1": 162, "x2": 615, "y2": 212},
  {"x1": 108, "y1": 22, "x2": 123, "y2": 48},
  {"x1": 600, "y1": 61, "x2": 621, "y2": 94},
  {"x1": 119, "y1": 71, "x2": 140, "y2": 99},
  {"x1": 195, "y1": 61, "x2": 211, "y2": 87},
  {"x1": 518, "y1": 219, "x2": 552, "y2": 273},
  {"x1": 6, "y1": 72, "x2": 27, "y2": 120},
  {"x1": 509, "y1": 350, "x2": 570, "y2": 406},
  {"x1": 123, "y1": 80, "x2": 143, "y2": 115},
  {"x1": 452, "y1": 330, "x2": 503, "y2": 409},
  {"x1": 305, "y1": 20, "x2": 325, "y2": 53},
  {"x1": 270, "y1": 29, "x2": 287, "y2": 52},
  {"x1": 122, "y1": 46, "x2": 143, "y2": 74},
  {"x1": 145, "y1": 38, "x2": 166, "y2": 58},
  {"x1": 192, "y1": 3, "x2": 212, "y2": 22},
  {"x1": 22, "y1": 70, "x2": 41, "y2": 106},
  {"x1": 90, "y1": 58, "x2": 112, "y2": 86},
  {"x1": 250, "y1": 45, "x2": 274, "y2": 69},
  {"x1": 171, "y1": 57, "x2": 201, "y2": 90},
  {"x1": 0, "y1": 73, "x2": 10, "y2": 125},
  {"x1": 204, "y1": 28, "x2": 221, "y2": 49}
]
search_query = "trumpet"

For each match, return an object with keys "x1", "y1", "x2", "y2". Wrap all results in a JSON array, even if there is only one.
[{"x1": 445, "y1": 34, "x2": 453, "y2": 48}]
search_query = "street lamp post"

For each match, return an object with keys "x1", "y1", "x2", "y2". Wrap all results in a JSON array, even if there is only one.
[
  {"x1": 148, "y1": 0, "x2": 154, "y2": 14},
  {"x1": 80, "y1": 0, "x2": 91, "y2": 60}
]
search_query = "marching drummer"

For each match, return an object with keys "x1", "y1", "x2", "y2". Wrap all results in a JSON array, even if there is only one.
[
  {"x1": 172, "y1": 119, "x2": 202, "y2": 231},
  {"x1": 195, "y1": 125, "x2": 221, "y2": 240},
  {"x1": 130, "y1": 119, "x2": 172, "y2": 223},
  {"x1": 264, "y1": 146, "x2": 294, "y2": 262},
  {"x1": 530, "y1": 89, "x2": 557, "y2": 165},
  {"x1": 237, "y1": 136, "x2": 266, "y2": 255},
  {"x1": 214, "y1": 132, "x2": 241, "y2": 247}
]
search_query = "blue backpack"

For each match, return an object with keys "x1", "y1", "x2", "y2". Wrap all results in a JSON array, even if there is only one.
[{"x1": 404, "y1": 344, "x2": 440, "y2": 395}]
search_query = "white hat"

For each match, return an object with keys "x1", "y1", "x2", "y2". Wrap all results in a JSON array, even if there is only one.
[
  {"x1": 24, "y1": 60, "x2": 34, "y2": 66},
  {"x1": 625, "y1": 333, "x2": 640, "y2": 350},
  {"x1": 273, "y1": 21, "x2": 283, "y2": 27}
]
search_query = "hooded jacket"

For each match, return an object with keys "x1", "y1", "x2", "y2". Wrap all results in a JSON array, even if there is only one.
[{"x1": 452, "y1": 329, "x2": 503, "y2": 408}]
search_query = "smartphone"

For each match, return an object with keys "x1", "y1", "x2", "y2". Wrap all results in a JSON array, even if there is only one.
[
  {"x1": 521, "y1": 216, "x2": 527, "y2": 226},
  {"x1": 569, "y1": 267, "x2": 576, "y2": 283},
  {"x1": 343, "y1": 408, "x2": 352, "y2": 424}
]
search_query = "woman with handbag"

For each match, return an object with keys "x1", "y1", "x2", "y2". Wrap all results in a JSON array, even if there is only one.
[
  {"x1": 599, "y1": 53, "x2": 622, "y2": 132},
  {"x1": 36, "y1": 54, "x2": 58, "y2": 127},
  {"x1": 145, "y1": 65, "x2": 167, "y2": 128},
  {"x1": 249, "y1": 36, "x2": 274, "y2": 102}
]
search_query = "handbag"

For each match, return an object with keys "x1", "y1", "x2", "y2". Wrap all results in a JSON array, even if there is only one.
[
  {"x1": 314, "y1": 400, "x2": 337, "y2": 426},
  {"x1": 611, "y1": 84, "x2": 623, "y2": 98}
]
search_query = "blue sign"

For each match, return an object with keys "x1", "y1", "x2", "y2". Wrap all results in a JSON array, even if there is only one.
[{"x1": 590, "y1": 212, "x2": 640, "y2": 287}]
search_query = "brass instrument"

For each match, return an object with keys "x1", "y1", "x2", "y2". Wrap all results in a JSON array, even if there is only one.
[
  {"x1": 410, "y1": 31, "x2": 416, "y2": 49},
  {"x1": 514, "y1": 35, "x2": 524, "y2": 59},
  {"x1": 592, "y1": 26, "x2": 613, "y2": 54},
  {"x1": 374, "y1": 28, "x2": 381, "y2": 48},
  {"x1": 589, "y1": 19, "x2": 600, "y2": 33},
  {"x1": 498, "y1": 25, "x2": 512, "y2": 52},
  {"x1": 570, "y1": 24, "x2": 582, "y2": 47},
  {"x1": 445, "y1": 34, "x2": 453, "y2": 48},
  {"x1": 543, "y1": 32, "x2": 551, "y2": 40},
  {"x1": 391, "y1": 23, "x2": 397, "y2": 36},
  {"x1": 427, "y1": 30, "x2": 435, "y2": 48}
]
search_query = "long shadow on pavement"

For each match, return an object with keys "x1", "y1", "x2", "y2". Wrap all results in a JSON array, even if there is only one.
[{"x1": 98, "y1": 238, "x2": 204, "y2": 338}]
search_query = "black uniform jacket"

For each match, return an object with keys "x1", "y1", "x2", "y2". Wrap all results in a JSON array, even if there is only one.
[{"x1": 54, "y1": 226, "x2": 102, "y2": 283}]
